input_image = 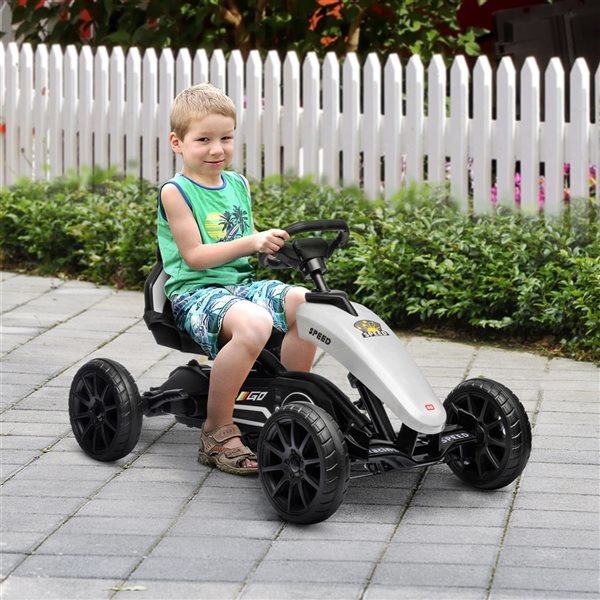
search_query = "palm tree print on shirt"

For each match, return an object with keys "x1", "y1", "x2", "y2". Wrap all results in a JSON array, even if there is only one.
[{"x1": 206, "y1": 206, "x2": 250, "y2": 242}]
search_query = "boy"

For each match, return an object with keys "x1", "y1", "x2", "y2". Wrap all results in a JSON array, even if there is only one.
[{"x1": 158, "y1": 83, "x2": 316, "y2": 476}]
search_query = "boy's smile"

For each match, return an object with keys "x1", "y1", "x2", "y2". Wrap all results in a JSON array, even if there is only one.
[{"x1": 170, "y1": 113, "x2": 235, "y2": 187}]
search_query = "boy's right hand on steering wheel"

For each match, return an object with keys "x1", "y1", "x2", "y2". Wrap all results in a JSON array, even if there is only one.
[{"x1": 253, "y1": 229, "x2": 289, "y2": 255}]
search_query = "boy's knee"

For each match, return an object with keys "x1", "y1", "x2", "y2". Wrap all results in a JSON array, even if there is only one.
[
  {"x1": 285, "y1": 287, "x2": 308, "y2": 321},
  {"x1": 234, "y1": 306, "x2": 273, "y2": 351}
]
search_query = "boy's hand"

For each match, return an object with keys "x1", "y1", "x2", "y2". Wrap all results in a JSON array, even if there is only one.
[{"x1": 253, "y1": 229, "x2": 289, "y2": 254}]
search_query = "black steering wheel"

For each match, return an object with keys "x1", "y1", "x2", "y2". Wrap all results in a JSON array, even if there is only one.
[{"x1": 258, "y1": 219, "x2": 349, "y2": 271}]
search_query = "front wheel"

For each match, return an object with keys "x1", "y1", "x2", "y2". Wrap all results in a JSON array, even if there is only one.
[
  {"x1": 258, "y1": 402, "x2": 349, "y2": 524},
  {"x1": 444, "y1": 378, "x2": 531, "y2": 490},
  {"x1": 69, "y1": 358, "x2": 143, "y2": 462}
]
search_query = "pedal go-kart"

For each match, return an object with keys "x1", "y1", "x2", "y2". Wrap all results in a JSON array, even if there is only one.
[{"x1": 69, "y1": 220, "x2": 532, "y2": 524}]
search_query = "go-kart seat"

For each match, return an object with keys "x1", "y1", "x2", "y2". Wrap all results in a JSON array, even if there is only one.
[{"x1": 143, "y1": 255, "x2": 284, "y2": 357}]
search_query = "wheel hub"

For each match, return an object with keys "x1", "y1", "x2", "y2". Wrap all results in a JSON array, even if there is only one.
[{"x1": 286, "y1": 451, "x2": 304, "y2": 478}]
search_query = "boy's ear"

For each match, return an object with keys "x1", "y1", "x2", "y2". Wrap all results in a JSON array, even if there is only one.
[{"x1": 169, "y1": 132, "x2": 182, "y2": 154}]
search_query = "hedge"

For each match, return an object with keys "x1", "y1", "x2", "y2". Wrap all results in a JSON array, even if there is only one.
[{"x1": 1, "y1": 173, "x2": 598, "y2": 362}]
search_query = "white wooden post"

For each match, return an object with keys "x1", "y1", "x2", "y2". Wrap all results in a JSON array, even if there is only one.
[
  {"x1": 141, "y1": 48, "x2": 158, "y2": 183},
  {"x1": 176, "y1": 48, "x2": 192, "y2": 94},
  {"x1": 520, "y1": 57, "x2": 540, "y2": 213},
  {"x1": 79, "y1": 46, "x2": 94, "y2": 171},
  {"x1": 0, "y1": 43, "x2": 6, "y2": 187},
  {"x1": 472, "y1": 56, "x2": 493, "y2": 215},
  {"x1": 5, "y1": 43, "x2": 19, "y2": 185},
  {"x1": 125, "y1": 47, "x2": 141, "y2": 176},
  {"x1": 158, "y1": 49, "x2": 175, "y2": 184},
  {"x1": 109, "y1": 47, "x2": 125, "y2": 174},
  {"x1": 543, "y1": 58, "x2": 565, "y2": 216},
  {"x1": 245, "y1": 50, "x2": 263, "y2": 181},
  {"x1": 210, "y1": 50, "x2": 226, "y2": 92},
  {"x1": 302, "y1": 52, "x2": 321, "y2": 181},
  {"x1": 18, "y1": 44, "x2": 34, "y2": 180},
  {"x1": 33, "y1": 44, "x2": 49, "y2": 180},
  {"x1": 263, "y1": 51, "x2": 281, "y2": 178},
  {"x1": 568, "y1": 59, "x2": 590, "y2": 199},
  {"x1": 342, "y1": 53, "x2": 360, "y2": 187},
  {"x1": 594, "y1": 65, "x2": 600, "y2": 202},
  {"x1": 383, "y1": 54, "x2": 403, "y2": 199},
  {"x1": 496, "y1": 57, "x2": 516, "y2": 209},
  {"x1": 63, "y1": 45, "x2": 79, "y2": 175},
  {"x1": 94, "y1": 46, "x2": 110, "y2": 171},
  {"x1": 363, "y1": 53, "x2": 381, "y2": 199},
  {"x1": 322, "y1": 52, "x2": 340, "y2": 187},
  {"x1": 406, "y1": 55, "x2": 424, "y2": 185},
  {"x1": 427, "y1": 55, "x2": 446, "y2": 185},
  {"x1": 48, "y1": 44, "x2": 63, "y2": 179},
  {"x1": 193, "y1": 49, "x2": 209, "y2": 84},
  {"x1": 282, "y1": 52, "x2": 300, "y2": 175},
  {"x1": 227, "y1": 50, "x2": 244, "y2": 172},
  {"x1": 450, "y1": 56, "x2": 469, "y2": 211}
]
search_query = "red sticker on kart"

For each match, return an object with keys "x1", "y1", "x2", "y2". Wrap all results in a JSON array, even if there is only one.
[{"x1": 425, "y1": 404, "x2": 436, "y2": 411}]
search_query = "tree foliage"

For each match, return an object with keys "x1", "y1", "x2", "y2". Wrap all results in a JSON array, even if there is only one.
[{"x1": 8, "y1": 0, "x2": 487, "y2": 61}]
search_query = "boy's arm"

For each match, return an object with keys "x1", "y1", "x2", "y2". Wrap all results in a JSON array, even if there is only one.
[{"x1": 161, "y1": 184, "x2": 288, "y2": 270}]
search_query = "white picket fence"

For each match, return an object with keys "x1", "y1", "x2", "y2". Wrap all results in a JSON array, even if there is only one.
[{"x1": 1, "y1": 41, "x2": 598, "y2": 215}]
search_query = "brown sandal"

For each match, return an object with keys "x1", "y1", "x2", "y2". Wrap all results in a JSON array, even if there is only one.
[{"x1": 198, "y1": 423, "x2": 258, "y2": 476}]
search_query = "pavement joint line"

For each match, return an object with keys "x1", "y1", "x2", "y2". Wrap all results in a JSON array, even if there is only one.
[
  {"x1": 0, "y1": 278, "x2": 68, "y2": 317},
  {"x1": 357, "y1": 467, "x2": 428, "y2": 599}
]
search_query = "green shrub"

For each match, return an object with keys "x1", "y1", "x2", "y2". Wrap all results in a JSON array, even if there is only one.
[{"x1": 1, "y1": 173, "x2": 598, "y2": 362}]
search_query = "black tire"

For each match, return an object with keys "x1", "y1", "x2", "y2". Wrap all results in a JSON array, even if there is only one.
[
  {"x1": 258, "y1": 402, "x2": 349, "y2": 524},
  {"x1": 69, "y1": 358, "x2": 143, "y2": 462},
  {"x1": 444, "y1": 378, "x2": 532, "y2": 490}
]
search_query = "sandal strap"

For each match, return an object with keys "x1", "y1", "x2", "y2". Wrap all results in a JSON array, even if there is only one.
[{"x1": 202, "y1": 423, "x2": 242, "y2": 445}]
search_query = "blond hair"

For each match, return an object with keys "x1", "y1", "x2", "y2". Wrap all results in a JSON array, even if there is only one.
[{"x1": 170, "y1": 83, "x2": 236, "y2": 139}]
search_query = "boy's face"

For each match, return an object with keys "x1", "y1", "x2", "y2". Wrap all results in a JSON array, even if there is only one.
[{"x1": 170, "y1": 113, "x2": 235, "y2": 185}]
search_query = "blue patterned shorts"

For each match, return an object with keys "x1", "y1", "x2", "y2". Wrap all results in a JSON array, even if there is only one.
[{"x1": 171, "y1": 280, "x2": 293, "y2": 359}]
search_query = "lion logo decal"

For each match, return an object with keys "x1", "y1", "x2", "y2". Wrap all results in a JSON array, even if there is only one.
[{"x1": 353, "y1": 320, "x2": 390, "y2": 338}]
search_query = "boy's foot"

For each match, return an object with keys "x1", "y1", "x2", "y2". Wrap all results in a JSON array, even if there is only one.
[{"x1": 198, "y1": 423, "x2": 258, "y2": 476}]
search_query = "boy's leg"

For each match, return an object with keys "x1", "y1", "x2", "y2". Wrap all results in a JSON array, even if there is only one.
[
  {"x1": 204, "y1": 300, "x2": 273, "y2": 467},
  {"x1": 280, "y1": 287, "x2": 317, "y2": 372}
]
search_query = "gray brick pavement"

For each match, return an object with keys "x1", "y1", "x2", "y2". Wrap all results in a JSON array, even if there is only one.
[{"x1": 1, "y1": 272, "x2": 599, "y2": 599}]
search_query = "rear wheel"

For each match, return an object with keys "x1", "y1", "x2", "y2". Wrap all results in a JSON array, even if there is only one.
[
  {"x1": 69, "y1": 358, "x2": 143, "y2": 461},
  {"x1": 258, "y1": 402, "x2": 349, "y2": 524},
  {"x1": 444, "y1": 378, "x2": 531, "y2": 489}
]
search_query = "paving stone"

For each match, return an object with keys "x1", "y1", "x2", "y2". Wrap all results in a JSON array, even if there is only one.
[
  {"x1": 250, "y1": 559, "x2": 373, "y2": 584},
  {"x1": 518, "y1": 476, "x2": 599, "y2": 495},
  {"x1": 150, "y1": 535, "x2": 270, "y2": 561},
  {"x1": 131, "y1": 556, "x2": 256, "y2": 582},
  {"x1": 1, "y1": 495, "x2": 84, "y2": 515},
  {"x1": 9, "y1": 464, "x2": 120, "y2": 481},
  {"x1": 514, "y1": 492, "x2": 599, "y2": 512},
  {"x1": 168, "y1": 516, "x2": 282, "y2": 539},
  {"x1": 411, "y1": 488, "x2": 512, "y2": 509},
  {"x1": 498, "y1": 546, "x2": 600, "y2": 570},
  {"x1": 0, "y1": 435, "x2": 59, "y2": 451},
  {"x1": 504, "y1": 527, "x2": 599, "y2": 551},
  {"x1": 278, "y1": 521, "x2": 395, "y2": 542},
  {"x1": 523, "y1": 462, "x2": 599, "y2": 479},
  {"x1": 94, "y1": 480, "x2": 198, "y2": 500},
  {"x1": 492, "y1": 566, "x2": 599, "y2": 594},
  {"x1": 0, "y1": 422, "x2": 71, "y2": 437},
  {"x1": 13, "y1": 554, "x2": 140, "y2": 579},
  {"x1": 371, "y1": 562, "x2": 492, "y2": 587},
  {"x1": 76, "y1": 497, "x2": 187, "y2": 518},
  {"x1": 391, "y1": 524, "x2": 504, "y2": 546},
  {"x1": 509, "y1": 509, "x2": 599, "y2": 530},
  {"x1": 181, "y1": 500, "x2": 280, "y2": 522},
  {"x1": 363, "y1": 584, "x2": 486, "y2": 599},
  {"x1": 0, "y1": 478, "x2": 101, "y2": 498},
  {"x1": 112, "y1": 581, "x2": 240, "y2": 600},
  {"x1": 265, "y1": 539, "x2": 383, "y2": 562},
  {"x1": 402, "y1": 506, "x2": 509, "y2": 528},
  {"x1": 1, "y1": 512, "x2": 65, "y2": 533},
  {"x1": 35, "y1": 533, "x2": 156, "y2": 557},
  {"x1": 0, "y1": 531, "x2": 47, "y2": 554},
  {"x1": 490, "y1": 590, "x2": 600, "y2": 599},
  {"x1": 383, "y1": 542, "x2": 498, "y2": 565},
  {"x1": 242, "y1": 582, "x2": 363, "y2": 599},
  {"x1": 0, "y1": 553, "x2": 26, "y2": 578},
  {"x1": 58, "y1": 515, "x2": 172, "y2": 537}
]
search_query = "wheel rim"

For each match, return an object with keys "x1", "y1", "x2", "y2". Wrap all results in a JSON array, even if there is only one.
[
  {"x1": 445, "y1": 390, "x2": 509, "y2": 480},
  {"x1": 260, "y1": 417, "x2": 322, "y2": 515},
  {"x1": 71, "y1": 370, "x2": 119, "y2": 455}
]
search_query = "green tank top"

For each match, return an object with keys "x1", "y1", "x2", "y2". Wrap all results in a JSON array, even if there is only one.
[{"x1": 157, "y1": 171, "x2": 255, "y2": 298}]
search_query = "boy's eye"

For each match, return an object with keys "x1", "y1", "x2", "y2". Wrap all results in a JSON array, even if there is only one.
[{"x1": 196, "y1": 137, "x2": 209, "y2": 143}]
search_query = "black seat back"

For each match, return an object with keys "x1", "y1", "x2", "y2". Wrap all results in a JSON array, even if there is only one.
[{"x1": 143, "y1": 258, "x2": 207, "y2": 355}]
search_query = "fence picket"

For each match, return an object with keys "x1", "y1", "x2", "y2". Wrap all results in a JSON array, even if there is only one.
[
  {"x1": 496, "y1": 58, "x2": 516, "y2": 209},
  {"x1": 158, "y1": 49, "x2": 174, "y2": 184},
  {"x1": 520, "y1": 58, "x2": 540, "y2": 213},
  {"x1": 363, "y1": 53, "x2": 381, "y2": 199},
  {"x1": 543, "y1": 59, "x2": 565, "y2": 216},
  {"x1": 427, "y1": 55, "x2": 446, "y2": 185},
  {"x1": 473, "y1": 57, "x2": 493, "y2": 215},
  {"x1": 282, "y1": 52, "x2": 300, "y2": 175},
  {"x1": 18, "y1": 44, "x2": 34, "y2": 180},
  {"x1": 94, "y1": 47, "x2": 110, "y2": 171},
  {"x1": 568, "y1": 59, "x2": 590, "y2": 199},
  {"x1": 109, "y1": 47, "x2": 125, "y2": 174},
  {"x1": 302, "y1": 52, "x2": 321, "y2": 181},
  {"x1": 245, "y1": 50, "x2": 262, "y2": 181},
  {"x1": 263, "y1": 51, "x2": 281, "y2": 178},
  {"x1": 342, "y1": 53, "x2": 360, "y2": 187},
  {"x1": 1, "y1": 43, "x2": 597, "y2": 218},
  {"x1": 450, "y1": 56, "x2": 469, "y2": 210},
  {"x1": 383, "y1": 54, "x2": 403, "y2": 199},
  {"x1": 48, "y1": 45, "x2": 63, "y2": 179},
  {"x1": 33, "y1": 45, "x2": 48, "y2": 180},
  {"x1": 322, "y1": 52, "x2": 340, "y2": 187}
]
